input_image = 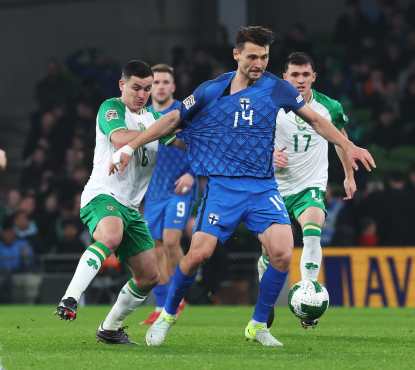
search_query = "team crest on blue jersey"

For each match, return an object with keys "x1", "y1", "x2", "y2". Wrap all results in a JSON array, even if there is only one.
[
  {"x1": 208, "y1": 213, "x2": 220, "y2": 225},
  {"x1": 240, "y1": 97, "x2": 250, "y2": 111}
]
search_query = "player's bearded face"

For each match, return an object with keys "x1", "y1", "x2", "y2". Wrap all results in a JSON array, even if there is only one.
[
  {"x1": 152, "y1": 72, "x2": 175, "y2": 105},
  {"x1": 119, "y1": 75, "x2": 153, "y2": 112},
  {"x1": 283, "y1": 64, "x2": 316, "y2": 98},
  {"x1": 234, "y1": 42, "x2": 269, "y2": 81}
]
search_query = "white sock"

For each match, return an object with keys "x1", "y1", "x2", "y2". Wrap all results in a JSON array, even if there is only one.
[
  {"x1": 102, "y1": 281, "x2": 147, "y2": 330},
  {"x1": 300, "y1": 236, "x2": 322, "y2": 281},
  {"x1": 63, "y1": 245, "x2": 109, "y2": 302}
]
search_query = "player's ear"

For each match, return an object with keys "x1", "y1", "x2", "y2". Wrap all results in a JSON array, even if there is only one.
[
  {"x1": 119, "y1": 79, "x2": 125, "y2": 93},
  {"x1": 233, "y1": 48, "x2": 240, "y2": 62},
  {"x1": 172, "y1": 82, "x2": 176, "y2": 94},
  {"x1": 312, "y1": 72, "x2": 317, "y2": 83}
]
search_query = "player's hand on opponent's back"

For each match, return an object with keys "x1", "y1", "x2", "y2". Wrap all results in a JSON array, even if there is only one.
[
  {"x1": 343, "y1": 176, "x2": 357, "y2": 200},
  {"x1": 175, "y1": 173, "x2": 194, "y2": 194},
  {"x1": 346, "y1": 144, "x2": 376, "y2": 172},
  {"x1": 273, "y1": 147, "x2": 287, "y2": 168},
  {"x1": 109, "y1": 145, "x2": 134, "y2": 175}
]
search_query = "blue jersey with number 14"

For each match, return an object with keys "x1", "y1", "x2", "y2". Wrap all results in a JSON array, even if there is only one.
[{"x1": 180, "y1": 71, "x2": 305, "y2": 178}]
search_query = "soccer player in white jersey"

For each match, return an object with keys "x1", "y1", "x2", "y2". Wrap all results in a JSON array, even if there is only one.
[
  {"x1": 258, "y1": 52, "x2": 356, "y2": 329},
  {"x1": 55, "y1": 60, "x2": 175, "y2": 344}
]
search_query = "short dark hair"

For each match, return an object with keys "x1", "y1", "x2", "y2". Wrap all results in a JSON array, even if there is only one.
[
  {"x1": 151, "y1": 63, "x2": 174, "y2": 79},
  {"x1": 235, "y1": 26, "x2": 275, "y2": 49},
  {"x1": 284, "y1": 52, "x2": 315, "y2": 72},
  {"x1": 122, "y1": 60, "x2": 153, "y2": 80}
]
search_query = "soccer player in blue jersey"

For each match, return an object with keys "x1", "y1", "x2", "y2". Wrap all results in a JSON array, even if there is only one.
[
  {"x1": 111, "y1": 26, "x2": 375, "y2": 347},
  {"x1": 142, "y1": 64, "x2": 196, "y2": 324}
]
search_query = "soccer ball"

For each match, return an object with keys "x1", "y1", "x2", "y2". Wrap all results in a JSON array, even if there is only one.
[{"x1": 288, "y1": 280, "x2": 329, "y2": 321}]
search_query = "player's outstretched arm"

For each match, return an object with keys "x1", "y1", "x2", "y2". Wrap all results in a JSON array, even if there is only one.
[
  {"x1": 110, "y1": 129, "x2": 143, "y2": 149},
  {"x1": 128, "y1": 109, "x2": 181, "y2": 150},
  {"x1": 296, "y1": 105, "x2": 376, "y2": 172},
  {"x1": 334, "y1": 129, "x2": 357, "y2": 200},
  {"x1": 109, "y1": 110, "x2": 181, "y2": 174}
]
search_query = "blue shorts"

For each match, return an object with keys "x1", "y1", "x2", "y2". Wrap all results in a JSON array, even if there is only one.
[
  {"x1": 144, "y1": 192, "x2": 194, "y2": 241},
  {"x1": 193, "y1": 176, "x2": 290, "y2": 244}
]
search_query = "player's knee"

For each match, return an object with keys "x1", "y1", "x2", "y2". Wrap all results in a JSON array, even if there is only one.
[
  {"x1": 196, "y1": 249, "x2": 213, "y2": 264},
  {"x1": 154, "y1": 244, "x2": 166, "y2": 258},
  {"x1": 141, "y1": 268, "x2": 160, "y2": 288},
  {"x1": 187, "y1": 247, "x2": 211, "y2": 266},
  {"x1": 148, "y1": 271, "x2": 160, "y2": 287},
  {"x1": 167, "y1": 243, "x2": 183, "y2": 261},
  {"x1": 268, "y1": 248, "x2": 292, "y2": 271},
  {"x1": 96, "y1": 232, "x2": 122, "y2": 250}
]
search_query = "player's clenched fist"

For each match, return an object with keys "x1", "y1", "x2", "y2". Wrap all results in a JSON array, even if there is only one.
[{"x1": 109, "y1": 145, "x2": 134, "y2": 175}]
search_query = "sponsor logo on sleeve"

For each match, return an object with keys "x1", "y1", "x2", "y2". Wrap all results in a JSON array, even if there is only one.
[
  {"x1": 296, "y1": 95, "x2": 304, "y2": 104},
  {"x1": 105, "y1": 109, "x2": 119, "y2": 121},
  {"x1": 183, "y1": 94, "x2": 196, "y2": 110}
]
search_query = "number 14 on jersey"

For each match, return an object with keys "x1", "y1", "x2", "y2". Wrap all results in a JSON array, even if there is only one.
[{"x1": 233, "y1": 110, "x2": 254, "y2": 127}]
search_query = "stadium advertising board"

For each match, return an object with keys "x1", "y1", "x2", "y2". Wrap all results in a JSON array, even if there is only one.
[{"x1": 289, "y1": 247, "x2": 415, "y2": 307}]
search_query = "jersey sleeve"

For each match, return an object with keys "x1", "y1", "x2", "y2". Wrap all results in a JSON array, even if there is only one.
[
  {"x1": 150, "y1": 110, "x2": 176, "y2": 145},
  {"x1": 179, "y1": 81, "x2": 209, "y2": 123},
  {"x1": 272, "y1": 80, "x2": 305, "y2": 113},
  {"x1": 329, "y1": 101, "x2": 349, "y2": 130},
  {"x1": 98, "y1": 99, "x2": 127, "y2": 137}
]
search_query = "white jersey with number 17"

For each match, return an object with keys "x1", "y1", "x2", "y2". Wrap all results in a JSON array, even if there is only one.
[{"x1": 275, "y1": 89, "x2": 348, "y2": 197}]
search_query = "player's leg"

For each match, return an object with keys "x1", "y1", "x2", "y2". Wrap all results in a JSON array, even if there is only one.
[
  {"x1": 162, "y1": 228, "x2": 186, "y2": 316},
  {"x1": 145, "y1": 231, "x2": 218, "y2": 346},
  {"x1": 295, "y1": 203, "x2": 325, "y2": 329},
  {"x1": 98, "y1": 249, "x2": 159, "y2": 344},
  {"x1": 297, "y1": 206, "x2": 325, "y2": 281},
  {"x1": 56, "y1": 195, "x2": 123, "y2": 320},
  {"x1": 142, "y1": 199, "x2": 169, "y2": 324},
  {"x1": 245, "y1": 186, "x2": 292, "y2": 346},
  {"x1": 160, "y1": 194, "x2": 194, "y2": 317},
  {"x1": 141, "y1": 240, "x2": 170, "y2": 324},
  {"x1": 163, "y1": 229, "x2": 184, "y2": 275},
  {"x1": 146, "y1": 177, "x2": 240, "y2": 346},
  {"x1": 244, "y1": 223, "x2": 292, "y2": 347},
  {"x1": 98, "y1": 211, "x2": 157, "y2": 344},
  {"x1": 163, "y1": 193, "x2": 193, "y2": 274}
]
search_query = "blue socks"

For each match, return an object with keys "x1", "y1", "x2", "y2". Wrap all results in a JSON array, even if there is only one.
[
  {"x1": 153, "y1": 283, "x2": 169, "y2": 308},
  {"x1": 164, "y1": 266, "x2": 196, "y2": 315},
  {"x1": 253, "y1": 265, "x2": 288, "y2": 323}
]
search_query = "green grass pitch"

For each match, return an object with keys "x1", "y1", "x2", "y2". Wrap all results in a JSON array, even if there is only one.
[{"x1": 0, "y1": 305, "x2": 414, "y2": 370}]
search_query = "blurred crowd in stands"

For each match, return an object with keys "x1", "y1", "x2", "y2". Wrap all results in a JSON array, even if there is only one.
[{"x1": 1, "y1": 0, "x2": 415, "y2": 276}]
